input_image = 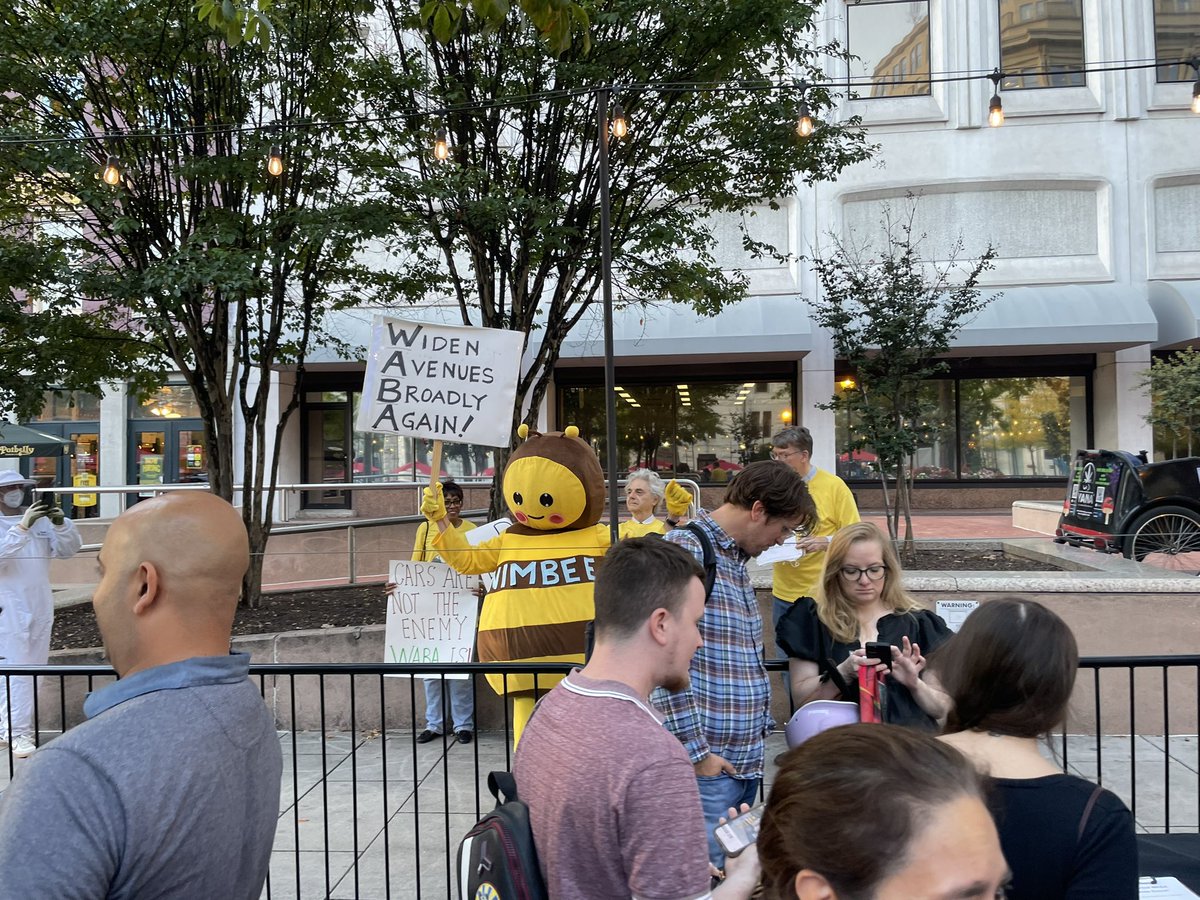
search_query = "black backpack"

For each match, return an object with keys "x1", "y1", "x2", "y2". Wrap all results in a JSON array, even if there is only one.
[{"x1": 457, "y1": 771, "x2": 548, "y2": 900}]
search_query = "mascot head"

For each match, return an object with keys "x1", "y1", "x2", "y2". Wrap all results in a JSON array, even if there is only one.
[{"x1": 502, "y1": 424, "x2": 604, "y2": 533}]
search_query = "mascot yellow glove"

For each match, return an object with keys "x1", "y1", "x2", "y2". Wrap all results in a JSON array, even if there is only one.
[
  {"x1": 420, "y1": 483, "x2": 446, "y2": 522},
  {"x1": 665, "y1": 480, "x2": 691, "y2": 519}
]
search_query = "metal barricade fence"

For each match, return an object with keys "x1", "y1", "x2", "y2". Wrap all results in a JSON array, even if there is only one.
[{"x1": 2, "y1": 656, "x2": 1199, "y2": 898}]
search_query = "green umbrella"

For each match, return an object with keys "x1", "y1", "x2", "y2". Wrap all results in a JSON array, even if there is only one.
[{"x1": 0, "y1": 424, "x2": 74, "y2": 458}]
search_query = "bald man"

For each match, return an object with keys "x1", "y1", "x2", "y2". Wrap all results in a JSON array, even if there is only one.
[{"x1": 0, "y1": 492, "x2": 282, "y2": 899}]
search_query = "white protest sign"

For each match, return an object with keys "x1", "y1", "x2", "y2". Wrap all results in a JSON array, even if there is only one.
[
  {"x1": 935, "y1": 600, "x2": 980, "y2": 633},
  {"x1": 357, "y1": 316, "x2": 524, "y2": 448},
  {"x1": 385, "y1": 560, "x2": 480, "y2": 676}
]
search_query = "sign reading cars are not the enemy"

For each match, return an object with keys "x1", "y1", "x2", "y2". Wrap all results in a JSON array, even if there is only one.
[
  {"x1": 356, "y1": 316, "x2": 524, "y2": 448},
  {"x1": 386, "y1": 561, "x2": 480, "y2": 676}
]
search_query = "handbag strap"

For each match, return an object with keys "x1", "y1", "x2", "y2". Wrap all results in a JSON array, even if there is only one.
[
  {"x1": 818, "y1": 620, "x2": 854, "y2": 701},
  {"x1": 1077, "y1": 784, "x2": 1104, "y2": 841}
]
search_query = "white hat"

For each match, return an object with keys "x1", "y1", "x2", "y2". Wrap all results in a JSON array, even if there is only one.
[{"x1": 0, "y1": 471, "x2": 37, "y2": 489}]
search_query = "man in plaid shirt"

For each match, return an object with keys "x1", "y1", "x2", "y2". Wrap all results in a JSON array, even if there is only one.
[{"x1": 654, "y1": 460, "x2": 815, "y2": 868}]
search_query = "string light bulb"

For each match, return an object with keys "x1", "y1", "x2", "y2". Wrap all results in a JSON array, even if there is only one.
[
  {"x1": 101, "y1": 155, "x2": 121, "y2": 186},
  {"x1": 267, "y1": 146, "x2": 284, "y2": 177},
  {"x1": 987, "y1": 68, "x2": 1004, "y2": 127},
  {"x1": 796, "y1": 99, "x2": 814, "y2": 138},
  {"x1": 611, "y1": 104, "x2": 628, "y2": 139},
  {"x1": 433, "y1": 127, "x2": 450, "y2": 161}
]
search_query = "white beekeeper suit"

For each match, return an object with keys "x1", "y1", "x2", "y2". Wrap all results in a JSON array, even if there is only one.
[{"x1": 0, "y1": 470, "x2": 81, "y2": 752}]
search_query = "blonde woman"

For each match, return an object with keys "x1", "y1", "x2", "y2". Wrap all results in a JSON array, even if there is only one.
[{"x1": 776, "y1": 521, "x2": 951, "y2": 729}]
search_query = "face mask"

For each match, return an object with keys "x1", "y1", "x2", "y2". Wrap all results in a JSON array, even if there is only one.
[{"x1": 2, "y1": 489, "x2": 24, "y2": 508}]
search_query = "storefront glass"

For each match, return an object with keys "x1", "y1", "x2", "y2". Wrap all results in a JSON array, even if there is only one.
[
  {"x1": 834, "y1": 374, "x2": 1078, "y2": 481},
  {"x1": 560, "y1": 380, "x2": 795, "y2": 481}
]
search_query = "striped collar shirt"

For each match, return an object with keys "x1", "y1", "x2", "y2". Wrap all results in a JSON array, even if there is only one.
[{"x1": 653, "y1": 512, "x2": 773, "y2": 778}]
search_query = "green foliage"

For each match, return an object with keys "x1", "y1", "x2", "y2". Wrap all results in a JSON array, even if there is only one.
[
  {"x1": 0, "y1": 0, "x2": 419, "y2": 604},
  {"x1": 1140, "y1": 346, "x2": 1200, "y2": 458},
  {"x1": 361, "y1": 0, "x2": 873, "y2": 512},
  {"x1": 806, "y1": 199, "x2": 999, "y2": 544},
  {"x1": 195, "y1": 0, "x2": 275, "y2": 48}
]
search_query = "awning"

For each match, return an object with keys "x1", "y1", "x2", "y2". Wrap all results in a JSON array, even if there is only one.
[
  {"x1": 948, "y1": 283, "x2": 1158, "y2": 354},
  {"x1": 1147, "y1": 280, "x2": 1200, "y2": 350},
  {"x1": 556, "y1": 293, "x2": 812, "y2": 363},
  {"x1": 0, "y1": 425, "x2": 73, "y2": 458}
]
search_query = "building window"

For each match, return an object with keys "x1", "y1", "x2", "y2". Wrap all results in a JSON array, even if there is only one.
[
  {"x1": 834, "y1": 375, "x2": 1080, "y2": 481},
  {"x1": 1154, "y1": 0, "x2": 1200, "y2": 82},
  {"x1": 560, "y1": 379, "x2": 795, "y2": 482},
  {"x1": 132, "y1": 384, "x2": 203, "y2": 420},
  {"x1": 999, "y1": 0, "x2": 1085, "y2": 90},
  {"x1": 847, "y1": 1, "x2": 932, "y2": 98},
  {"x1": 30, "y1": 390, "x2": 101, "y2": 421}
]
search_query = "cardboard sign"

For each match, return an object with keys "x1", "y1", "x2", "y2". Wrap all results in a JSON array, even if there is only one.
[
  {"x1": 357, "y1": 317, "x2": 524, "y2": 448},
  {"x1": 385, "y1": 560, "x2": 480, "y2": 676}
]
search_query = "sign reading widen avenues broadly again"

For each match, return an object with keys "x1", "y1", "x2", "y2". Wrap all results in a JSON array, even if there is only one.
[{"x1": 356, "y1": 315, "x2": 524, "y2": 448}]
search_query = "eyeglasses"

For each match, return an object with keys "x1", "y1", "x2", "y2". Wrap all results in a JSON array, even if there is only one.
[
  {"x1": 770, "y1": 448, "x2": 802, "y2": 462},
  {"x1": 839, "y1": 565, "x2": 887, "y2": 582},
  {"x1": 445, "y1": 497, "x2": 463, "y2": 505}
]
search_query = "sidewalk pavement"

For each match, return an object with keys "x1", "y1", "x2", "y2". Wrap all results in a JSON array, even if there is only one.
[{"x1": 261, "y1": 726, "x2": 1195, "y2": 899}]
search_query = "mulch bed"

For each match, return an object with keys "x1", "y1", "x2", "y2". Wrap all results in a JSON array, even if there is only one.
[{"x1": 50, "y1": 549, "x2": 1059, "y2": 652}]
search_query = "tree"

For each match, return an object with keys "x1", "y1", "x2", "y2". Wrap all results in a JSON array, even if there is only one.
[
  {"x1": 361, "y1": 0, "x2": 873, "y2": 516},
  {"x1": 0, "y1": 235, "x2": 160, "y2": 420},
  {"x1": 806, "y1": 201, "x2": 999, "y2": 548},
  {"x1": 0, "y1": 0, "x2": 415, "y2": 604},
  {"x1": 200, "y1": 0, "x2": 589, "y2": 55},
  {"x1": 1140, "y1": 347, "x2": 1200, "y2": 459}
]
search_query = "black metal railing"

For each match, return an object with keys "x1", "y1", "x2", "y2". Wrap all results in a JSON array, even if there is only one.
[{"x1": 3, "y1": 656, "x2": 1199, "y2": 897}]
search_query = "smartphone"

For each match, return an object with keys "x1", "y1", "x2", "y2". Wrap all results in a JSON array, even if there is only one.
[
  {"x1": 39, "y1": 492, "x2": 58, "y2": 509},
  {"x1": 864, "y1": 641, "x2": 894, "y2": 670},
  {"x1": 713, "y1": 804, "x2": 764, "y2": 858}
]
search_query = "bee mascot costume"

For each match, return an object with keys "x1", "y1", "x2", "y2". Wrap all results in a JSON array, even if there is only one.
[{"x1": 422, "y1": 424, "x2": 689, "y2": 745}]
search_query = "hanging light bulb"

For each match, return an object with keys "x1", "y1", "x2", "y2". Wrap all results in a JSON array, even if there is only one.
[
  {"x1": 987, "y1": 68, "x2": 1005, "y2": 127},
  {"x1": 796, "y1": 99, "x2": 815, "y2": 138},
  {"x1": 433, "y1": 127, "x2": 450, "y2": 161},
  {"x1": 611, "y1": 103, "x2": 628, "y2": 139},
  {"x1": 101, "y1": 155, "x2": 121, "y2": 186},
  {"x1": 267, "y1": 146, "x2": 284, "y2": 177}
]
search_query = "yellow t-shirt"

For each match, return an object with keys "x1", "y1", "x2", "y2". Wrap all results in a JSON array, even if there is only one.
[
  {"x1": 772, "y1": 467, "x2": 860, "y2": 602},
  {"x1": 618, "y1": 518, "x2": 667, "y2": 539}
]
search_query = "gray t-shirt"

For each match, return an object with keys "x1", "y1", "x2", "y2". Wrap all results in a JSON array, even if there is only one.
[
  {"x1": 512, "y1": 670, "x2": 712, "y2": 900},
  {"x1": 0, "y1": 654, "x2": 281, "y2": 900}
]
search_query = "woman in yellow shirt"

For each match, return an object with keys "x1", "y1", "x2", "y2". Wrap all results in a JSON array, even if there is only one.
[
  {"x1": 618, "y1": 468, "x2": 674, "y2": 538},
  {"x1": 411, "y1": 480, "x2": 478, "y2": 745}
]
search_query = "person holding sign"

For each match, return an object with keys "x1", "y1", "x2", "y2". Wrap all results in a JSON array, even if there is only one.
[
  {"x1": 410, "y1": 480, "x2": 478, "y2": 745},
  {"x1": 422, "y1": 425, "x2": 608, "y2": 746}
]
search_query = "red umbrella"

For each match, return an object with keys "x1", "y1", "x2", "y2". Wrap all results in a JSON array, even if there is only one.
[
  {"x1": 711, "y1": 459, "x2": 743, "y2": 471},
  {"x1": 838, "y1": 449, "x2": 878, "y2": 462}
]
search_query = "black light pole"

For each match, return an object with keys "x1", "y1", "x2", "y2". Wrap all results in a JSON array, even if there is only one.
[{"x1": 597, "y1": 86, "x2": 620, "y2": 543}]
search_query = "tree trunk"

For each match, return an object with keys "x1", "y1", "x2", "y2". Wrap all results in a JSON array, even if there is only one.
[
  {"x1": 899, "y1": 458, "x2": 915, "y2": 554},
  {"x1": 877, "y1": 468, "x2": 896, "y2": 541}
]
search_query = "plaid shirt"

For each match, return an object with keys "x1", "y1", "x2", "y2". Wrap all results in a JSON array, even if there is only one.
[{"x1": 651, "y1": 512, "x2": 773, "y2": 778}]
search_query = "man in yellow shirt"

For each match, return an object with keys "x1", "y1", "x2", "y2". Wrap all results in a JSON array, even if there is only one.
[{"x1": 768, "y1": 427, "x2": 860, "y2": 661}]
